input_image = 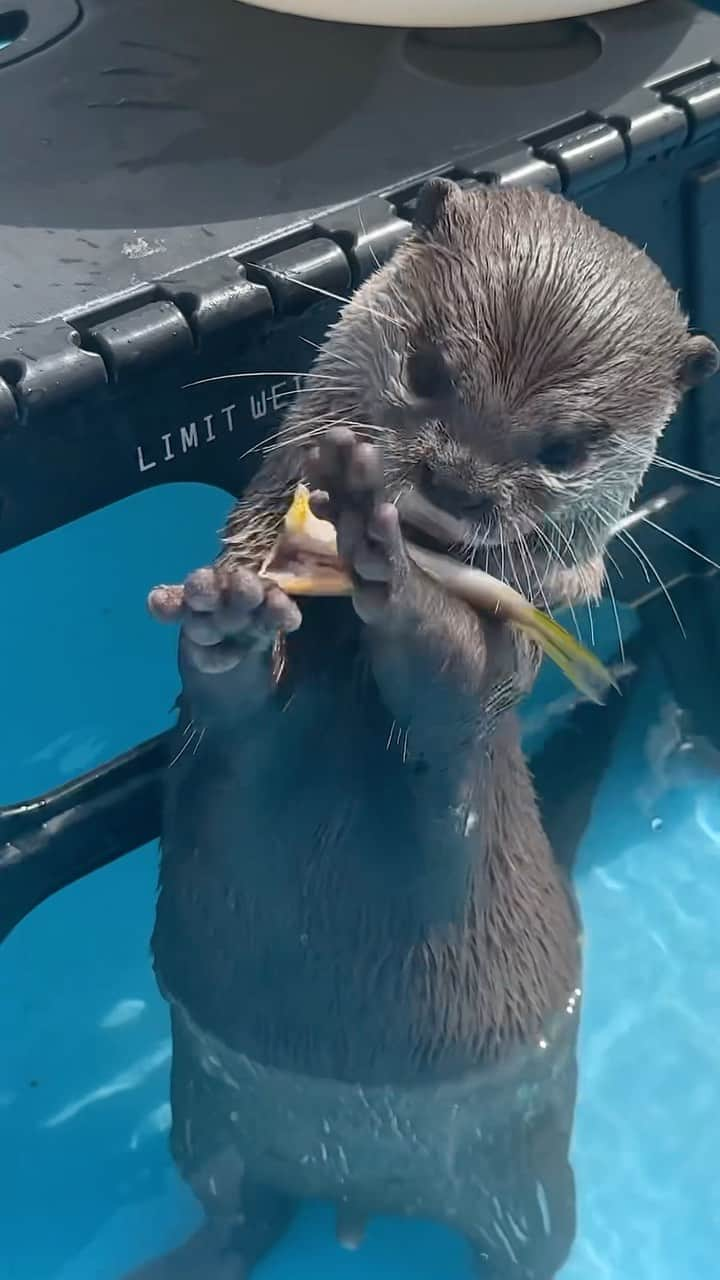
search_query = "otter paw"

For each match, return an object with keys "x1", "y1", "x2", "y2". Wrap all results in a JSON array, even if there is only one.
[
  {"x1": 308, "y1": 426, "x2": 410, "y2": 625},
  {"x1": 148, "y1": 566, "x2": 301, "y2": 675}
]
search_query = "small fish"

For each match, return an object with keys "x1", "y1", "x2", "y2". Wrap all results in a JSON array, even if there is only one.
[
  {"x1": 262, "y1": 485, "x2": 616, "y2": 704},
  {"x1": 260, "y1": 484, "x2": 352, "y2": 597},
  {"x1": 405, "y1": 542, "x2": 615, "y2": 705}
]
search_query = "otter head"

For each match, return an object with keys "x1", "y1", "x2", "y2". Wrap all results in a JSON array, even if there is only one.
[{"x1": 319, "y1": 177, "x2": 718, "y2": 605}]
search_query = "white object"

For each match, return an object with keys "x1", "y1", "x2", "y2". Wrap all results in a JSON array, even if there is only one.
[{"x1": 239, "y1": 0, "x2": 647, "y2": 28}]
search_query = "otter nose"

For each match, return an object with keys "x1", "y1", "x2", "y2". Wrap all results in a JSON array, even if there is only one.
[{"x1": 422, "y1": 465, "x2": 495, "y2": 519}]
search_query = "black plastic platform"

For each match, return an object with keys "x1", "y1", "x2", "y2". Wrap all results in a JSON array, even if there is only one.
[
  {"x1": 3, "y1": 0, "x2": 720, "y2": 941},
  {"x1": 1, "y1": 1, "x2": 720, "y2": 545},
  {"x1": 2, "y1": 0, "x2": 719, "y2": 330}
]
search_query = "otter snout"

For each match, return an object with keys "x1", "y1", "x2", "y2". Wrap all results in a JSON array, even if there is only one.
[{"x1": 421, "y1": 461, "x2": 497, "y2": 521}]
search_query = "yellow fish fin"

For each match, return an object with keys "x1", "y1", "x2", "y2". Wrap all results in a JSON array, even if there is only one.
[
  {"x1": 284, "y1": 483, "x2": 313, "y2": 534},
  {"x1": 284, "y1": 483, "x2": 338, "y2": 548}
]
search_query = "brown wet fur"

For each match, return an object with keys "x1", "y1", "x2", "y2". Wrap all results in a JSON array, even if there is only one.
[{"x1": 138, "y1": 183, "x2": 718, "y2": 1280}]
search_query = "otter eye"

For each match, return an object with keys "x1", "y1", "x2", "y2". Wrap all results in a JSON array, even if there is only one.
[
  {"x1": 406, "y1": 346, "x2": 454, "y2": 400},
  {"x1": 537, "y1": 437, "x2": 587, "y2": 471}
]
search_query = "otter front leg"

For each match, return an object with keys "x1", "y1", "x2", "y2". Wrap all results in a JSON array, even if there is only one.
[
  {"x1": 309, "y1": 428, "x2": 515, "y2": 756},
  {"x1": 148, "y1": 567, "x2": 301, "y2": 725}
]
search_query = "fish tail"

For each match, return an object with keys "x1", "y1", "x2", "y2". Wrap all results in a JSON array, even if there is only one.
[{"x1": 516, "y1": 607, "x2": 618, "y2": 704}]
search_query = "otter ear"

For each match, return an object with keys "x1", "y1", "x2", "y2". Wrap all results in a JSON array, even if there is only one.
[
  {"x1": 412, "y1": 177, "x2": 461, "y2": 236},
  {"x1": 678, "y1": 333, "x2": 720, "y2": 388}
]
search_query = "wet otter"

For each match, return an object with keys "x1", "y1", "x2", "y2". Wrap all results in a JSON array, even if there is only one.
[{"x1": 134, "y1": 181, "x2": 718, "y2": 1279}]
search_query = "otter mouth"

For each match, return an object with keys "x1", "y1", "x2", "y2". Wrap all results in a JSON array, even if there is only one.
[
  {"x1": 395, "y1": 487, "x2": 469, "y2": 553},
  {"x1": 394, "y1": 485, "x2": 571, "y2": 609},
  {"x1": 395, "y1": 487, "x2": 537, "y2": 561}
]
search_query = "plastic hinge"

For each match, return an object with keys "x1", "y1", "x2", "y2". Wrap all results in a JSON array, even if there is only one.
[
  {"x1": 529, "y1": 120, "x2": 627, "y2": 195},
  {"x1": 314, "y1": 196, "x2": 411, "y2": 285},
  {"x1": 457, "y1": 142, "x2": 561, "y2": 192},
  {"x1": 0, "y1": 320, "x2": 107, "y2": 422},
  {"x1": 160, "y1": 259, "x2": 273, "y2": 346},
  {"x1": 389, "y1": 174, "x2": 481, "y2": 223},
  {"x1": 246, "y1": 236, "x2": 351, "y2": 317},
  {"x1": 82, "y1": 300, "x2": 194, "y2": 383},
  {"x1": 606, "y1": 88, "x2": 688, "y2": 166},
  {"x1": 658, "y1": 71, "x2": 720, "y2": 144}
]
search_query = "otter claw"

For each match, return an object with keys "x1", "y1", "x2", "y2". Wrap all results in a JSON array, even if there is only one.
[
  {"x1": 149, "y1": 565, "x2": 301, "y2": 676},
  {"x1": 147, "y1": 583, "x2": 185, "y2": 622},
  {"x1": 307, "y1": 429, "x2": 413, "y2": 627},
  {"x1": 308, "y1": 426, "x2": 384, "y2": 517}
]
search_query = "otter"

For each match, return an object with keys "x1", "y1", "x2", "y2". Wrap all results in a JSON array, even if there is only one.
[{"x1": 132, "y1": 180, "x2": 718, "y2": 1280}]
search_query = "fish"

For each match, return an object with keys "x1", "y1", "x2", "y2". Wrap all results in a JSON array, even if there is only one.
[
  {"x1": 261, "y1": 484, "x2": 616, "y2": 705},
  {"x1": 259, "y1": 483, "x2": 353, "y2": 597}
]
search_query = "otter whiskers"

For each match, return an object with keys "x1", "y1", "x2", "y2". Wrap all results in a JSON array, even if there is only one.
[
  {"x1": 265, "y1": 384, "x2": 359, "y2": 410},
  {"x1": 524, "y1": 518, "x2": 587, "y2": 644},
  {"x1": 183, "y1": 369, "x2": 352, "y2": 390},
  {"x1": 239, "y1": 413, "x2": 392, "y2": 463},
  {"x1": 616, "y1": 437, "x2": 720, "y2": 492},
  {"x1": 264, "y1": 420, "x2": 390, "y2": 455},
  {"x1": 299, "y1": 336, "x2": 362, "y2": 372},
  {"x1": 619, "y1": 528, "x2": 686, "y2": 636},
  {"x1": 543, "y1": 514, "x2": 594, "y2": 643},
  {"x1": 577, "y1": 511, "x2": 625, "y2": 662},
  {"x1": 601, "y1": 466, "x2": 720, "y2": 578},
  {"x1": 519, "y1": 530, "x2": 554, "y2": 621},
  {"x1": 245, "y1": 263, "x2": 409, "y2": 331},
  {"x1": 638, "y1": 517, "x2": 720, "y2": 574},
  {"x1": 594, "y1": 495, "x2": 686, "y2": 637}
]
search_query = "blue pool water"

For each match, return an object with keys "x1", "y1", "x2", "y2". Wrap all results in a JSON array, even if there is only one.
[{"x1": 1, "y1": 486, "x2": 719, "y2": 1280}]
